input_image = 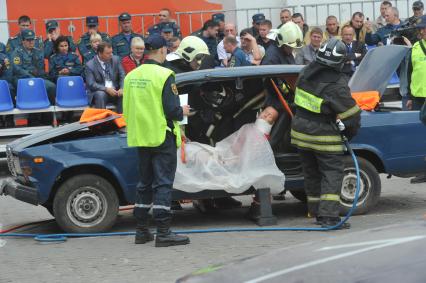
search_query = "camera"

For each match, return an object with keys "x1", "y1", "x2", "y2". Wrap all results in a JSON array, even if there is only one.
[{"x1": 390, "y1": 17, "x2": 420, "y2": 45}]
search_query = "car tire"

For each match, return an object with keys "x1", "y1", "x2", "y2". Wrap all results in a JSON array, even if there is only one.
[
  {"x1": 289, "y1": 190, "x2": 307, "y2": 203},
  {"x1": 339, "y1": 156, "x2": 381, "y2": 215},
  {"x1": 53, "y1": 174, "x2": 119, "y2": 233}
]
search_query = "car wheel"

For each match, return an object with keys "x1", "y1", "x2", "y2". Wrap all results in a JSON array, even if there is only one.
[
  {"x1": 339, "y1": 156, "x2": 381, "y2": 215},
  {"x1": 53, "y1": 174, "x2": 119, "y2": 233},
  {"x1": 289, "y1": 190, "x2": 307, "y2": 203}
]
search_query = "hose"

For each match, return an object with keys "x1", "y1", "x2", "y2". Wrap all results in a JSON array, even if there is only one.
[{"x1": 0, "y1": 139, "x2": 360, "y2": 243}]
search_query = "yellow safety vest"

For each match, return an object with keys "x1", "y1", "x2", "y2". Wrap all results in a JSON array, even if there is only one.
[
  {"x1": 123, "y1": 63, "x2": 181, "y2": 147},
  {"x1": 410, "y1": 40, "x2": 426, "y2": 98}
]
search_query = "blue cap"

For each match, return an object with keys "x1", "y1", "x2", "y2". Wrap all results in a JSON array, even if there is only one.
[
  {"x1": 161, "y1": 22, "x2": 174, "y2": 33},
  {"x1": 45, "y1": 20, "x2": 58, "y2": 32},
  {"x1": 86, "y1": 16, "x2": 99, "y2": 27},
  {"x1": 413, "y1": 1, "x2": 424, "y2": 9},
  {"x1": 417, "y1": 14, "x2": 426, "y2": 28},
  {"x1": 145, "y1": 34, "x2": 167, "y2": 50},
  {"x1": 119, "y1": 12, "x2": 131, "y2": 21},
  {"x1": 21, "y1": 29, "x2": 35, "y2": 40},
  {"x1": 252, "y1": 13, "x2": 266, "y2": 23},
  {"x1": 212, "y1": 13, "x2": 225, "y2": 23}
]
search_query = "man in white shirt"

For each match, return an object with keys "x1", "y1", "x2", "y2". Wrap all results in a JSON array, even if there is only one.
[{"x1": 217, "y1": 23, "x2": 240, "y2": 66}]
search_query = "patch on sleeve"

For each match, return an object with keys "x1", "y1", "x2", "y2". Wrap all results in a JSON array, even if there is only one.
[
  {"x1": 13, "y1": 57, "x2": 21, "y2": 65},
  {"x1": 171, "y1": 83, "x2": 178, "y2": 95}
]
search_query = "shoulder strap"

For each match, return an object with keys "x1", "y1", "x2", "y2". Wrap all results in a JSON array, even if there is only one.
[{"x1": 419, "y1": 40, "x2": 426, "y2": 56}]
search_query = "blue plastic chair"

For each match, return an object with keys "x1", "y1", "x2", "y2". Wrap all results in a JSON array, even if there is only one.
[
  {"x1": 0, "y1": 80, "x2": 14, "y2": 112},
  {"x1": 56, "y1": 76, "x2": 88, "y2": 107},
  {"x1": 16, "y1": 78, "x2": 51, "y2": 109},
  {"x1": 388, "y1": 72, "x2": 400, "y2": 85}
]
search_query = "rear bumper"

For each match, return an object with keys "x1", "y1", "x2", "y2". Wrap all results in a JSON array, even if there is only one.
[{"x1": 0, "y1": 177, "x2": 39, "y2": 205}]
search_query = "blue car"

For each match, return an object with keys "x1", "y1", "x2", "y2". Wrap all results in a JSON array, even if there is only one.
[{"x1": 1, "y1": 47, "x2": 425, "y2": 233}]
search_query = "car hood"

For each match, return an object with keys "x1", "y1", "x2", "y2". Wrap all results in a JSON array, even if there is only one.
[
  {"x1": 349, "y1": 45, "x2": 410, "y2": 96},
  {"x1": 7, "y1": 116, "x2": 119, "y2": 152}
]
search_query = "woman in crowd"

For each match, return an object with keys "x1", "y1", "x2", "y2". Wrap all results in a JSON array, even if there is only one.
[
  {"x1": 121, "y1": 37, "x2": 146, "y2": 74},
  {"x1": 82, "y1": 33, "x2": 102, "y2": 64},
  {"x1": 48, "y1": 35, "x2": 83, "y2": 82}
]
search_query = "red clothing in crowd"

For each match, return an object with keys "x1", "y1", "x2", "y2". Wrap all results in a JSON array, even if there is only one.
[{"x1": 121, "y1": 55, "x2": 146, "y2": 74}]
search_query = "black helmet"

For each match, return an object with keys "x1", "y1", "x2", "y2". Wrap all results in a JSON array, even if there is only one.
[
  {"x1": 316, "y1": 38, "x2": 347, "y2": 70},
  {"x1": 200, "y1": 83, "x2": 234, "y2": 111}
]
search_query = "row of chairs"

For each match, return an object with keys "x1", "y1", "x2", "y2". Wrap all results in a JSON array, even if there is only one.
[{"x1": 0, "y1": 76, "x2": 88, "y2": 112}]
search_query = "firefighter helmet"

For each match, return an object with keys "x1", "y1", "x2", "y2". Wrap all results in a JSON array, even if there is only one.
[
  {"x1": 175, "y1": 36, "x2": 210, "y2": 62},
  {"x1": 276, "y1": 22, "x2": 303, "y2": 48},
  {"x1": 316, "y1": 38, "x2": 347, "y2": 70}
]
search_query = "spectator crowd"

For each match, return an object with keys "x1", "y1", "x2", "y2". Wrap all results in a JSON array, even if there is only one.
[{"x1": 0, "y1": 2, "x2": 425, "y2": 118}]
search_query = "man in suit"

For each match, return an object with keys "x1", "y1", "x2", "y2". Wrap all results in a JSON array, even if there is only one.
[
  {"x1": 85, "y1": 42, "x2": 125, "y2": 113},
  {"x1": 341, "y1": 24, "x2": 367, "y2": 77}
]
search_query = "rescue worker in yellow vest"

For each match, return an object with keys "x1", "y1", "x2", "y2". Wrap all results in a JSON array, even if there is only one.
[
  {"x1": 291, "y1": 38, "x2": 361, "y2": 228},
  {"x1": 406, "y1": 15, "x2": 426, "y2": 184},
  {"x1": 123, "y1": 34, "x2": 190, "y2": 247}
]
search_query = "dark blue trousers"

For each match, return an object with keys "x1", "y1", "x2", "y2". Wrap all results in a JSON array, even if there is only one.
[{"x1": 134, "y1": 132, "x2": 177, "y2": 221}]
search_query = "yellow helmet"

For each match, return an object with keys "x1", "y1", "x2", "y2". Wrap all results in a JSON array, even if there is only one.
[
  {"x1": 176, "y1": 36, "x2": 210, "y2": 62},
  {"x1": 276, "y1": 22, "x2": 303, "y2": 48}
]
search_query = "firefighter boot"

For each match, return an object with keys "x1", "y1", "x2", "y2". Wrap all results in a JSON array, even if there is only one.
[
  {"x1": 135, "y1": 223, "x2": 154, "y2": 244},
  {"x1": 318, "y1": 216, "x2": 351, "y2": 229},
  {"x1": 134, "y1": 210, "x2": 154, "y2": 244},
  {"x1": 155, "y1": 217, "x2": 190, "y2": 247}
]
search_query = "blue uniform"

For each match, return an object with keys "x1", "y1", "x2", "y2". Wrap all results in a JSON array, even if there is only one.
[
  {"x1": 228, "y1": 47, "x2": 251, "y2": 67},
  {"x1": 43, "y1": 36, "x2": 77, "y2": 59},
  {"x1": 147, "y1": 22, "x2": 181, "y2": 38},
  {"x1": 48, "y1": 52, "x2": 83, "y2": 81},
  {"x1": 82, "y1": 48, "x2": 97, "y2": 64},
  {"x1": 0, "y1": 42, "x2": 6, "y2": 54},
  {"x1": 112, "y1": 32, "x2": 143, "y2": 58},
  {"x1": 6, "y1": 34, "x2": 43, "y2": 55},
  {"x1": 77, "y1": 32, "x2": 111, "y2": 58},
  {"x1": 200, "y1": 35, "x2": 218, "y2": 65},
  {"x1": 10, "y1": 46, "x2": 56, "y2": 103}
]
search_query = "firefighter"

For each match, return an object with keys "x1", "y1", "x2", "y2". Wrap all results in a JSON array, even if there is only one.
[
  {"x1": 261, "y1": 21, "x2": 303, "y2": 110},
  {"x1": 164, "y1": 35, "x2": 210, "y2": 73},
  {"x1": 291, "y1": 38, "x2": 361, "y2": 228},
  {"x1": 123, "y1": 34, "x2": 190, "y2": 247}
]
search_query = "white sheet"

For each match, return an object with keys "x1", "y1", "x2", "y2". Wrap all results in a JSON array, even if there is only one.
[{"x1": 174, "y1": 122, "x2": 285, "y2": 194}]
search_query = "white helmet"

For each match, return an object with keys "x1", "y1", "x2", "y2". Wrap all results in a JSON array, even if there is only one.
[
  {"x1": 276, "y1": 21, "x2": 303, "y2": 48},
  {"x1": 173, "y1": 36, "x2": 210, "y2": 62}
]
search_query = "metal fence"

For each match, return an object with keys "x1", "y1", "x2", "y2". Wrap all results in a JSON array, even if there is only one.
[
  {"x1": 301, "y1": 0, "x2": 413, "y2": 26},
  {"x1": 175, "y1": 6, "x2": 298, "y2": 34}
]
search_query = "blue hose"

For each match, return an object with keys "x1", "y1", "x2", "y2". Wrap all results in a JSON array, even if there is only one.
[{"x1": 0, "y1": 139, "x2": 360, "y2": 243}]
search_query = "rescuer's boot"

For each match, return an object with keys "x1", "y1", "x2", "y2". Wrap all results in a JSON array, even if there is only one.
[
  {"x1": 318, "y1": 216, "x2": 351, "y2": 229},
  {"x1": 134, "y1": 209, "x2": 154, "y2": 244},
  {"x1": 135, "y1": 223, "x2": 154, "y2": 244},
  {"x1": 155, "y1": 217, "x2": 190, "y2": 247}
]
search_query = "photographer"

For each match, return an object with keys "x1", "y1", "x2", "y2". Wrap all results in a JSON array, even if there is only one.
[
  {"x1": 366, "y1": 7, "x2": 404, "y2": 46},
  {"x1": 403, "y1": 1, "x2": 425, "y2": 44}
]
